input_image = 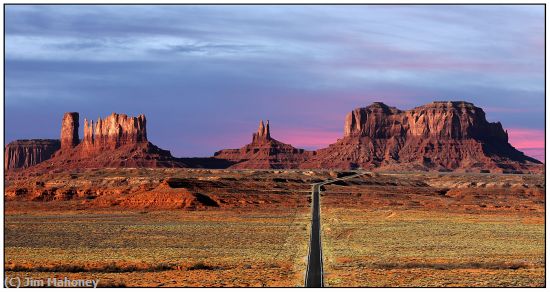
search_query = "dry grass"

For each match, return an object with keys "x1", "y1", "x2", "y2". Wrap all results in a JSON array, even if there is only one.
[
  {"x1": 369, "y1": 261, "x2": 530, "y2": 270},
  {"x1": 5, "y1": 170, "x2": 545, "y2": 287},
  {"x1": 187, "y1": 262, "x2": 219, "y2": 271},
  {"x1": 5, "y1": 168, "x2": 331, "y2": 287},
  {"x1": 5, "y1": 208, "x2": 310, "y2": 287},
  {"x1": 322, "y1": 209, "x2": 544, "y2": 287},
  {"x1": 5, "y1": 261, "x2": 177, "y2": 273}
]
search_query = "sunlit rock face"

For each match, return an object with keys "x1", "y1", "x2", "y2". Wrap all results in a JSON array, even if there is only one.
[{"x1": 302, "y1": 101, "x2": 541, "y2": 172}]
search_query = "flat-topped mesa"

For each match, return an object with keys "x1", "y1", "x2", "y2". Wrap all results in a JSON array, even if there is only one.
[
  {"x1": 5, "y1": 139, "x2": 61, "y2": 170},
  {"x1": 60, "y1": 112, "x2": 79, "y2": 149},
  {"x1": 306, "y1": 100, "x2": 540, "y2": 172},
  {"x1": 252, "y1": 120, "x2": 271, "y2": 143},
  {"x1": 83, "y1": 113, "x2": 148, "y2": 151},
  {"x1": 344, "y1": 101, "x2": 508, "y2": 143}
]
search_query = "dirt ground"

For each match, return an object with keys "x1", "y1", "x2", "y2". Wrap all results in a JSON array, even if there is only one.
[
  {"x1": 5, "y1": 208, "x2": 311, "y2": 287},
  {"x1": 321, "y1": 172, "x2": 545, "y2": 287},
  {"x1": 5, "y1": 169, "x2": 333, "y2": 287},
  {"x1": 4, "y1": 169, "x2": 546, "y2": 287}
]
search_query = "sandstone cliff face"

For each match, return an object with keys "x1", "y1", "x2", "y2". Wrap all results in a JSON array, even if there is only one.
[
  {"x1": 214, "y1": 120, "x2": 312, "y2": 169},
  {"x1": 343, "y1": 101, "x2": 508, "y2": 141},
  {"x1": 82, "y1": 113, "x2": 147, "y2": 153},
  {"x1": 405, "y1": 102, "x2": 508, "y2": 141},
  {"x1": 5, "y1": 140, "x2": 60, "y2": 170},
  {"x1": 60, "y1": 112, "x2": 79, "y2": 150},
  {"x1": 303, "y1": 101, "x2": 541, "y2": 172}
]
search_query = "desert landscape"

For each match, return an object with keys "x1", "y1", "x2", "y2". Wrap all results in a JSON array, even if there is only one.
[
  {"x1": 321, "y1": 172, "x2": 544, "y2": 287},
  {"x1": 4, "y1": 100, "x2": 545, "y2": 287},
  {"x1": 5, "y1": 169, "x2": 328, "y2": 287},
  {"x1": 4, "y1": 169, "x2": 544, "y2": 287},
  {"x1": 4, "y1": 4, "x2": 545, "y2": 288}
]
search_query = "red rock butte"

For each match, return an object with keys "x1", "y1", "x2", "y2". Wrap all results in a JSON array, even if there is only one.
[
  {"x1": 301, "y1": 101, "x2": 541, "y2": 172},
  {"x1": 81, "y1": 113, "x2": 147, "y2": 155},
  {"x1": 4, "y1": 101, "x2": 543, "y2": 173},
  {"x1": 8, "y1": 112, "x2": 186, "y2": 173},
  {"x1": 214, "y1": 119, "x2": 311, "y2": 169}
]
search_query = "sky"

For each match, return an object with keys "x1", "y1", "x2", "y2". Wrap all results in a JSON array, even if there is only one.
[{"x1": 5, "y1": 5, "x2": 545, "y2": 161}]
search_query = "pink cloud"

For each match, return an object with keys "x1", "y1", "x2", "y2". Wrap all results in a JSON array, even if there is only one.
[
  {"x1": 506, "y1": 128, "x2": 545, "y2": 162},
  {"x1": 506, "y1": 128, "x2": 544, "y2": 148},
  {"x1": 519, "y1": 148, "x2": 545, "y2": 163},
  {"x1": 274, "y1": 128, "x2": 342, "y2": 150}
]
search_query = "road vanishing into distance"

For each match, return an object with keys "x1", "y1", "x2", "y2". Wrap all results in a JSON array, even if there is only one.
[
  {"x1": 305, "y1": 171, "x2": 368, "y2": 287},
  {"x1": 305, "y1": 182, "x2": 323, "y2": 287}
]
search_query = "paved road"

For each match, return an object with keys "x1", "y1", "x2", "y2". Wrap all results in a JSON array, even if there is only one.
[
  {"x1": 305, "y1": 183, "x2": 323, "y2": 287},
  {"x1": 305, "y1": 172, "x2": 367, "y2": 287}
]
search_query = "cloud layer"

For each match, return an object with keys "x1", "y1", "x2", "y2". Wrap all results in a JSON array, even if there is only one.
[{"x1": 5, "y1": 5, "x2": 545, "y2": 160}]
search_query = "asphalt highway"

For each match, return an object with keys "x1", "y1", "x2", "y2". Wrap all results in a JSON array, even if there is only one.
[
  {"x1": 305, "y1": 183, "x2": 323, "y2": 287},
  {"x1": 305, "y1": 171, "x2": 368, "y2": 287}
]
